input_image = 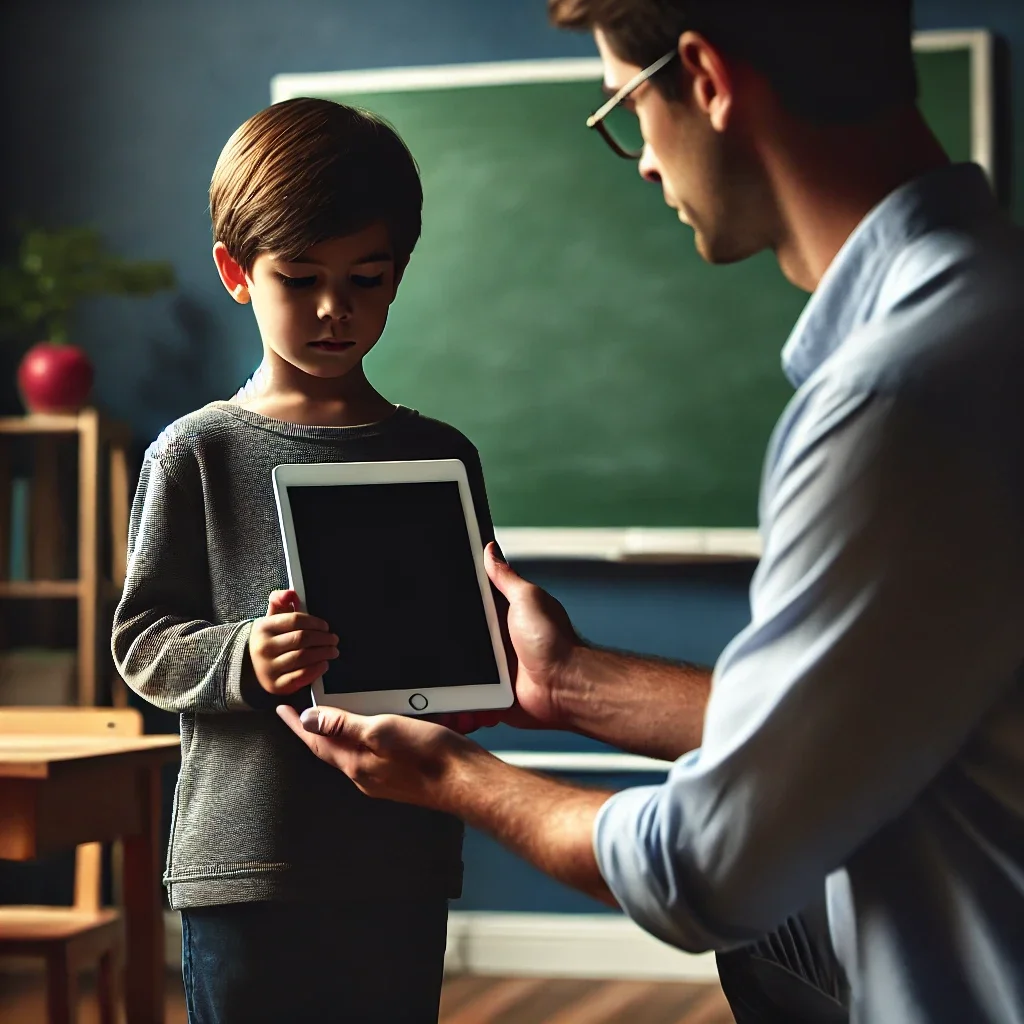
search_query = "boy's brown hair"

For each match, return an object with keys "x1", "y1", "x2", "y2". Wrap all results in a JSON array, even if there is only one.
[
  {"x1": 549, "y1": 0, "x2": 917, "y2": 124},
  {"x1": 210, "y1": 98, "x2": 422, "y2": 272}
]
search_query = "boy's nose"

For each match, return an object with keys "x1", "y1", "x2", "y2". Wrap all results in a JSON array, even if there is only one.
[{"x1": 318, "y1": 293, "x2": 353, "y2": 321}]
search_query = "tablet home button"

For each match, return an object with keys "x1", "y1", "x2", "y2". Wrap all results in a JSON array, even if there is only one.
[{"x1": 409, "y1": 693, "x2": 429, "y2": 712}]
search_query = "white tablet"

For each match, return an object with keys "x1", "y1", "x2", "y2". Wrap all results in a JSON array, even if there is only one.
[{"x1": 272, "y1": 459, "x2": 514, "y2": 716}]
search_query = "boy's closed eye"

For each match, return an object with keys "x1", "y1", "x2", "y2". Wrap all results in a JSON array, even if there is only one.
[
  {"x1": 275, "y1": 270, "x2": 387, "y2": 290},
  {"x1": 277, "y1": 273, "x2": 318, "y2": 289},
  {"x1": 351, "y1": 272, "x2": 386, "y2": 289}
]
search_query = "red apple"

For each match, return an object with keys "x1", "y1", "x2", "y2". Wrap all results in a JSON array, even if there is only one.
[{"x1": 17, "y1": 342, "x2": 95, "y2": 414}]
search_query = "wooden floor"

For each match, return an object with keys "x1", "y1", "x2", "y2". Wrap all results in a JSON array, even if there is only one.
[
  {"x1": 440, "y1": 976, "x2": 735, "y2": 1023},
  {"x1": 0, "y1": 968, "x2": 736, "y2": 1023}
]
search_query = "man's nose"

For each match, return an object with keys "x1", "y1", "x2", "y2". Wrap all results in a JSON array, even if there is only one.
[{"x1": 638, "y1": 145, "x2": 662, "y2": 185}]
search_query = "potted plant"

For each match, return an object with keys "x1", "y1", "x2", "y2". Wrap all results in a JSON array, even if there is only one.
[{"x1": 0, "y1": 226, "x2": 175, "y2": 414}]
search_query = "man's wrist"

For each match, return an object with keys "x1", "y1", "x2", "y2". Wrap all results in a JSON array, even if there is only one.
[
  {"x1": 548, "y1": 639, "x2": 597, "y2": 728},
  {"x1": 436, "y1": 737, "x2": 507, "y2": 818},
  {"x1": 436, "y1": 737, "x2": 616, "y2": 905}
]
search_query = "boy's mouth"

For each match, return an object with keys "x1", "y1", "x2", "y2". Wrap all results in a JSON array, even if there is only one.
[{"x1": 308, "y1": 340, "x2": 356, "y2": 353}]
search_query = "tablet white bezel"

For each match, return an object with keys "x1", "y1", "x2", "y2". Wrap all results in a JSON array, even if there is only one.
[{"x1": 272, "y1": 458, "x2": 514, "y2": 715}]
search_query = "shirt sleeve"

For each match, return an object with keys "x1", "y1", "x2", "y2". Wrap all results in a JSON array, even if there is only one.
[
  {"x1": 594, "y1": 379, "x2": 1024, "y2": 953},
  {"x1": 111, "y1": 455, "x2": 266, "y2": 714}
]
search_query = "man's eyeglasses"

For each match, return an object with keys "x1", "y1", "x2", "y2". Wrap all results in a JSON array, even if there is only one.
[{"x1": 586, "y1": 50, "x2": 677, "y2": 160}]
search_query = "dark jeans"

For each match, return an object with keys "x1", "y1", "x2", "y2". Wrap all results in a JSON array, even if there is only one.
[
  {"x1": 716, "y1": 899, "x2": 849, "y2": 1023},
  {"x1": 180, "y1": 898, "x2": 448, "y2": 1024}
]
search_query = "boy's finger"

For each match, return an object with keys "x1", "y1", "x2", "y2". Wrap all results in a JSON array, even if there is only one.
[
  {"x1": 262, "y1": 611, "x2": 331, "y2": 635},
  {"x1": 272, "y1": 664, "x2": 329, "y2": 694},
  {"x1": 273, "y1": 647, "x2": 339, "y2": 673},
  {"x1": 266, "y1": 590, "x2": 298, "y2": 615},
  {"x1": 263, "y1": 629, "x2": 340, "y2": 655}
]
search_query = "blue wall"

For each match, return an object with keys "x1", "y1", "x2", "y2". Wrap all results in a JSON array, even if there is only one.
[
  {"x1": 1, "y1": 0, "x2": 1021, "y2": 913},
  {"x1": 0, "y1": 0, "x2": 1020, "y2": 438}
]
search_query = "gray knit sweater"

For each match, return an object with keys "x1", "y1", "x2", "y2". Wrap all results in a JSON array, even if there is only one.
[{"x1": 111, "y1": 402, "x2": 494, "y2": 909}]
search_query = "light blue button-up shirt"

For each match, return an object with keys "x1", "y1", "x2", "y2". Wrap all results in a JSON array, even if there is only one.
[{"x1": 595, "y1": 164, "x2": 1024, "y2": 1024}]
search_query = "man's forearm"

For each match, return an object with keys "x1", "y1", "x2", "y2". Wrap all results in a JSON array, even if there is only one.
[
  {"x1": 447, "y1": 747, "x2": 617, "y2": 906},
  {"x1": 555, "y1": 647, "x2": 712, "y2": 762}
]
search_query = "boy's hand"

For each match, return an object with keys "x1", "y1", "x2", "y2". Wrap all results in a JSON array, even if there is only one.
[{"x1": 249, "y1": 590, "x2": 339, "y2": 696}]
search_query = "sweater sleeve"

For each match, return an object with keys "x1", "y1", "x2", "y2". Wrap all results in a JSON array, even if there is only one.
[
  {"x1": 111, "y1": 455, "x2": 265, "y2": 714},
  {"x1": 460, "y1": 444, "x2": 496, "y2": 547}
]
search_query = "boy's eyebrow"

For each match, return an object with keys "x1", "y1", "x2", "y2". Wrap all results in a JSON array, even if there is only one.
[
  {"x1": 283, "y1": 250, "x2": 394, "y2": 266},
  {"x1": 353, "y1": 250, "x2": 394, "y2": 264}
]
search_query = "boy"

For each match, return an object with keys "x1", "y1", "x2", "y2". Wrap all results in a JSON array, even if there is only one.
[{"x1": 112, "y1": 98, "x2": 496, "y2": 1023}]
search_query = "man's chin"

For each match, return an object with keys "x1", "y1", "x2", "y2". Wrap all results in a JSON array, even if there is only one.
[{"x1": 693, "y1": 229, "x2": 761, "y2": 267}]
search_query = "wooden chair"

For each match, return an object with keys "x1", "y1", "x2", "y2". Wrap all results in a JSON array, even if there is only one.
[{"x1": 0, "y1": 707, "x2": 142, "y2": 1024}]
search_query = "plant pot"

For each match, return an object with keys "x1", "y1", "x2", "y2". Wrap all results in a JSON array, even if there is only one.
[{"x1": 17, "y1": 341, "x2": 95, "y2": 415}]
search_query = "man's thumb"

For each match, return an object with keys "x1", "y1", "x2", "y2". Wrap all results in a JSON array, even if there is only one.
[
  {"x1": 484, "y1": 542, "x2": 524, "y2": 597},
  {"x1": 301, "y1": 705, "x2": 354, "y2": 741},
  {"x1": 267, "y1": 589, "x2": 298, "y2": 616}
]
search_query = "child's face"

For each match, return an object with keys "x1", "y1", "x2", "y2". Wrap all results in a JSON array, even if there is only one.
[{"x1": 215, "y1": 222, "x2": 400, "y2": 380}]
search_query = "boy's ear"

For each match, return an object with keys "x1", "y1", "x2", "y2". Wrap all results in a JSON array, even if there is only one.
[{"x1": 213, "y1": 242, "x2": 251, "y2": 304}]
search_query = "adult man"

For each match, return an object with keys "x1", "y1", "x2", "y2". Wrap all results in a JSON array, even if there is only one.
[{"x1": 280, "y1": 2, "x2": 1024, "y2": 1020}]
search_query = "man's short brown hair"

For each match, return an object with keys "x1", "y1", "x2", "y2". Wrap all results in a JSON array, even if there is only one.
[
  {"x1": 549, "y1": 0, "x2": 918, "y2": 123},
  {"x1": 210, "y1": 98, "x2": 422, "y2": 272}
]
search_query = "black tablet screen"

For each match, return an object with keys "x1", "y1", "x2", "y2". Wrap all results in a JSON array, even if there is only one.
[{"x1": 288, "y1": 480, "x2": 500, "y2": 694}]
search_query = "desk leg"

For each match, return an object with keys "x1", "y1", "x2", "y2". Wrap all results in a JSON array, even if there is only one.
[{"x1": 123, "y1": 766, "x2": 165, "y2": 1024}]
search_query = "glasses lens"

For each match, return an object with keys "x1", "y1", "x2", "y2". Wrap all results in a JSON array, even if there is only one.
[{"x1": 602, "y1": 104, "x2": 645, "y2": 158}]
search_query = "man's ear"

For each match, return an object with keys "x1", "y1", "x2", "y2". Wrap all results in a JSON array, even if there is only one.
[
  {"x1": 213, "y1": 242, "x2": 251, "y2": 304},
  {"x1": 678, "y1": 30, "x2": 734, "y2": 133}
]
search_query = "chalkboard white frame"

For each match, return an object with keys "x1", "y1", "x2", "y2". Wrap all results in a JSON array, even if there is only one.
[{"x1": 271, "y1": 29, "x2": 993, "y2": 564}]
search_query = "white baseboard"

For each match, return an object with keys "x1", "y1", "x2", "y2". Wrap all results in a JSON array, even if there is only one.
[
  {"x1": 494, "y1": 527, "x2": 761, "y2": 563},
  {"x1": 444, "y1": 912, "x2": 718, "y2": 981},
  {"x1": 164, "y1": 909, "x2": 717, "y2": 982}
]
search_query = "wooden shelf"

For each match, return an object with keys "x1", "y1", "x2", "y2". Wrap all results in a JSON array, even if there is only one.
[
  {"x1": 0, "y1": 580, "x2": 81, "y2": 599},
  {"x1": 0, "y1": 410, "x2": 130, "y2": 444},
  {"x1": 0, "y1": 414, "x2": 83, "y2": 435},
  {"x1": 0, "y1": 408, "x2": 132, "y2": 704}
]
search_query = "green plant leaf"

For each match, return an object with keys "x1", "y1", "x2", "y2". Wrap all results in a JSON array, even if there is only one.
[{"x1": 0, "y1": 225, "x2": 177, "y2": 342}]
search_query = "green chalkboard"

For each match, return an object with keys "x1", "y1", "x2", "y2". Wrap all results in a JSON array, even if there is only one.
[{"x1": 275, "y1": 41, "x2": 983, "y2": 527}]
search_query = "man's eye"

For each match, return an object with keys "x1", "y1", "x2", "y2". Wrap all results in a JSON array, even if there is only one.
[
  {"x1": 277, "y1": 274, "x2": 316, "y2": 289},
  {"x1": 352, "y1": 274, "x2": 385, "y2": 289}
]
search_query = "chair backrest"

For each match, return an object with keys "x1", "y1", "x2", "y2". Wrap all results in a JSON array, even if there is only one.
[{"x1": 0, "y1": 707, "x2": 143, "y2": 911}]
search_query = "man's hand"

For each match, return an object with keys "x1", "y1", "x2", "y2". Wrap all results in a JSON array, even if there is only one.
[
  {"x1": 484, "y1": 543, "x2": 581, "y2": 730},
  {"x1": 428, "y1": 710, "x2": 503, "y2": 735},
  {"x1": 276, "y1": 704, "x2": 477, "y2": 810},
  {"x1": 249, "y1": 590, "x2": 339, "y2": 696},
  {"x1": 277, "y1": 702, "x2": 617, "y2": 905},
  {"x1": 422, "y1": 543, "x2": 582, "y2": 736},
  {"x1": 483, "y1": 544, "x2": 712, "y2": 758}
]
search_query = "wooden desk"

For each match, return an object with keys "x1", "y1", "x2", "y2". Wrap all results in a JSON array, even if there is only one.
[{"x1": 0, "y1": 733, "x2": 180, "y2": 1023}]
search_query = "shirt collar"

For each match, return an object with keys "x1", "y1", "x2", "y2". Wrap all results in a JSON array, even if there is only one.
[{"x1": 781, "y1": 163, "x2": 997, "y2": 388}]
